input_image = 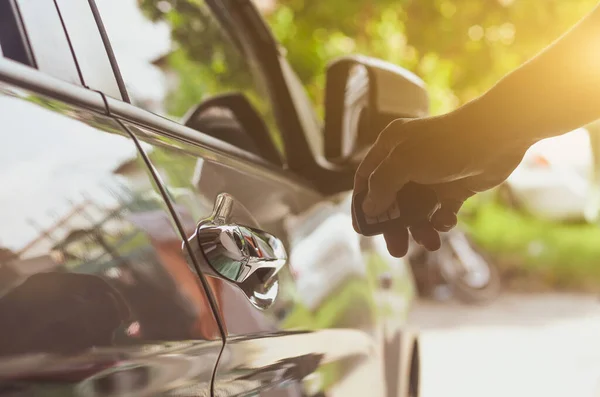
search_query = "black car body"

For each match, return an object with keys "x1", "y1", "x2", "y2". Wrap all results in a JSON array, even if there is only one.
[{"x1": 0, "y1": 1, "x2": 427, "y2": 396}]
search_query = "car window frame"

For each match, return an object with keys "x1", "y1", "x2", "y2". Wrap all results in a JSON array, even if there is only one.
[
  {"x1": 214, "y1": 0, "x2": 322, "y2": 174},
  {"x1": 0, "y1": 1, "x2": 322, "y2": 200},
  {"x1": 45, "y1": 0, "x2": 322, "y2": 197},
  {"x1": 0, "y1": 57, "x2": 105, "y2": 114},
  {"x1": 1, "y1": 0, "x2": 83, "y2": 86},
  {"x1": 83, "y1": 0, "x2": 316, "y2": 175},
  {"x1": 53, "y1": 0, "x2": 127, "y2": 100},
  {"x1": 105, "y1": 96, "x2": 320, "y2": 196}
]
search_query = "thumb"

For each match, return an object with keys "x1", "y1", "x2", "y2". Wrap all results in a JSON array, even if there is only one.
[{"x1": 430, "y1": 181, "x2": 476, "y2": 232}]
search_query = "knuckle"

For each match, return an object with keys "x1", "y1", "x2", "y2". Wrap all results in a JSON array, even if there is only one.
[
  {"x1": 378, "y1": 121, "x2": 406, "y2": 148},
  {"x1": 385, "y1": 148, "x2": 408, "y2": 172},
  {"x1": 388, "y1": 144, "x2": 406, "y2": 161},
  {"x1": 355, "y1": 165, "x2": 371, "y2": 179},
  {"x1": 369, "y1": 173, "x2": 395, "y2": 201},
  {"x1": 367, "y1": 171, "x2": 384, "y2": 191},
  {"x1": 368, "y1": 173, "x2": 390, "y2": 197}
]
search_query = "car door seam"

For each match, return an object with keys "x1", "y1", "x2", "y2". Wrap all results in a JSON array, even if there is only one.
[
  {"x1": 95, "y1": 89, "x2": 110, "y2": 116},
  {"x1": 209, "y1": 336, "x2": 227, "y2": 397},
  {"x1": 86, "y1": 0, "x2": 130, "y2": 102},
  {"x1": 110, "y1": 113, "x2": 228, "y2": 397},
  {"x1": 112, "y1": 115, "x2": 228, "y2": 337}
]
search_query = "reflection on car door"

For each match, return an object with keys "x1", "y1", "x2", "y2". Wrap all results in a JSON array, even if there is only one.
[
  {"x1": 117, "y1": 115, "x2": 413, "y2": 396},
  {"x1": 0, "y1": 68, "x2": 221, "y2": 396}
]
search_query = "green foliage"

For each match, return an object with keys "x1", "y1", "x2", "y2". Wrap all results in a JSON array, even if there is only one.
[
  {"x1": 140, "y1": 0, "x2": 251, "y2": 92},
  {"x1": 264, "y1": 0, "x2": 598, "y2": 113},
  {"x1": 463, "y1": 200, "x2": 600, "y2": 290},
  {"x1": 137, "y1": 0, "x2": 599, "y2": 150},
  {"x1": 139, "y1": 0, "x2": 283, "y2": 149}
]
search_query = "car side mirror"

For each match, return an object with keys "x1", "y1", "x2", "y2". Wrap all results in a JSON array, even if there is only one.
[
  {"x1": 183, "y1": 93, "x2": 283, "y2": 166},
  {"x1": 323, "y1": 55, "x2": 429, "y2": 164}
]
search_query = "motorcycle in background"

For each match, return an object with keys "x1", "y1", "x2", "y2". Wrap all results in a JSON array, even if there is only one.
[{"x1": 407, "y1": 228, "x2": 501, "y2": 304}]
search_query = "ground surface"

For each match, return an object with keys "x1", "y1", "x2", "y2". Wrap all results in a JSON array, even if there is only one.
[{"x1": 410, "y1": 293, "x2": 600, "y2": 397}]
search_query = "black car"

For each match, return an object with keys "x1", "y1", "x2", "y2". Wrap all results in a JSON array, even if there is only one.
[{"x1": 0, "y1": 1, "x2": 429, "y2": 396}]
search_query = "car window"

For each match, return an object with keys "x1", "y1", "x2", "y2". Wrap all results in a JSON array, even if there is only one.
[
  {"x1": 96, "y1": 0, "x2": 281, "y2": 150},
  {"x1": 0, "y1": 0, "x2": 35, "y2": 67}
]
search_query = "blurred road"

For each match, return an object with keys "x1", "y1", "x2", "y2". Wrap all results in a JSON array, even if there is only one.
[{"x1": 410, "y1": 293, "x2": 600, "y2": 397}]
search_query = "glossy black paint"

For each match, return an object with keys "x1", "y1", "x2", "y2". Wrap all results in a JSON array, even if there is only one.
[{"x1": 0, "y1": 79, "x2": 221, "y2": 395}]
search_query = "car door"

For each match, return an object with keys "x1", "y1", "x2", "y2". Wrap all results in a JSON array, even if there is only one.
[
  {"x1": 0, "y1": 3, "x2": 221, "y2": 395},
  {"x1": 93, "y1": 2, "x2": 419, "y2": 397}
]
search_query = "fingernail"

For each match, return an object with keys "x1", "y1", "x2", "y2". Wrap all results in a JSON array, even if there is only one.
[{"x1": 362, "y1": 197, "x2": 376, "y2": 215}]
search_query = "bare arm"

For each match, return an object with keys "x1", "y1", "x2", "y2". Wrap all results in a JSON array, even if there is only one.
[
  {"x1": 354, "y1": 4, "x2": 600, "y2": 256},
  {"x1": 455, "y1": 4, "x2": 600, "y2": 146}
]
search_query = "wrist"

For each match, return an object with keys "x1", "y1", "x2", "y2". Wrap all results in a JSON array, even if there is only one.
[{"x1": 445, "y1": 95, "x2": 536, "y2": 154}]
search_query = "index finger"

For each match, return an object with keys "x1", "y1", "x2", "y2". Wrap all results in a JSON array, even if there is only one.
[
  {"x1": 354, "y1": 143, "x2": 387, "y2": 193},
  {"x1": 352, "y1": 140, "x2": 396, "y2": 232},
  {"x1": 353, "y1": 120, "x2": 408, "y2": 192},
  {"x1": 352, "y1": 135, "x2": 396, "y2": 232}
]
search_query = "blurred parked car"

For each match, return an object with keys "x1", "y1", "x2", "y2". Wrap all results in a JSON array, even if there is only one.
[
  {"x1": 0, "y1": 1, "x2": 427, "y2": 396},
  {"x1": 499, "y1": 128, "x2": 595, "y2": 222}
]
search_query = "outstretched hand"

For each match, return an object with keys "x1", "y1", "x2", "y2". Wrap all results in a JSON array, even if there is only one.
[{"x1": 353, "y1": 117, "x2": 527, "y2": 257}]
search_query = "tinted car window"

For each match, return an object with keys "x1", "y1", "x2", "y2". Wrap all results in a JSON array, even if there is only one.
[
  {"x1": 0, "y1": 0, "x2": 35, "y2": 67},
  {"x1": 96, "y1": 0, "x2": 279, "y2": 147}
]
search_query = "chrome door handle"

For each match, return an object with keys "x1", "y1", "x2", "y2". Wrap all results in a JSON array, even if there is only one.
[
  {"x1": 186, "y1": 194, "x2": 287, "y2": 309},
  {"x1": 195, "y1": 222, "x2": 287, "y2": 283}
]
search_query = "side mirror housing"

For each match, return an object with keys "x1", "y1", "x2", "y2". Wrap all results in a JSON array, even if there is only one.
[{"x1": 324, "y1": 55, "x2": 429, "y2": 164}]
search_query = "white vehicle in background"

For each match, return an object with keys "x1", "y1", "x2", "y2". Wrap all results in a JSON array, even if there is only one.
[{"x1": 500, "y1": 128, "x2": 597, "y2": 222}]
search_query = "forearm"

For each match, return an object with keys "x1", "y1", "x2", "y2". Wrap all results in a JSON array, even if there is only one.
[{"x1": 454, "y1": 4, "x2": 600, "y2": 146}]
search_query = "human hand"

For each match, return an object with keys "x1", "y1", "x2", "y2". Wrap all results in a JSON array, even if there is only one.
[{"x1": 353, "y1": 117, "x2": 528, "y2": 257}]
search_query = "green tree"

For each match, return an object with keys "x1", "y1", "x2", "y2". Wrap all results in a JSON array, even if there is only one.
[
  {"x1": 263, "y1": 0, "x2": 598, "y2": 113},
  {"x1": 139, "y1": 0, "x2": 598, "y2": 116}
]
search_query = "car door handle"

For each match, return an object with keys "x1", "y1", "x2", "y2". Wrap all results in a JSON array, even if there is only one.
[
  {"x1": 186, "y1": 194, "x2": 287, "y2": 309},
  {"x1": 195, "y1": 222, "x2": 287, "y2": 284}
]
